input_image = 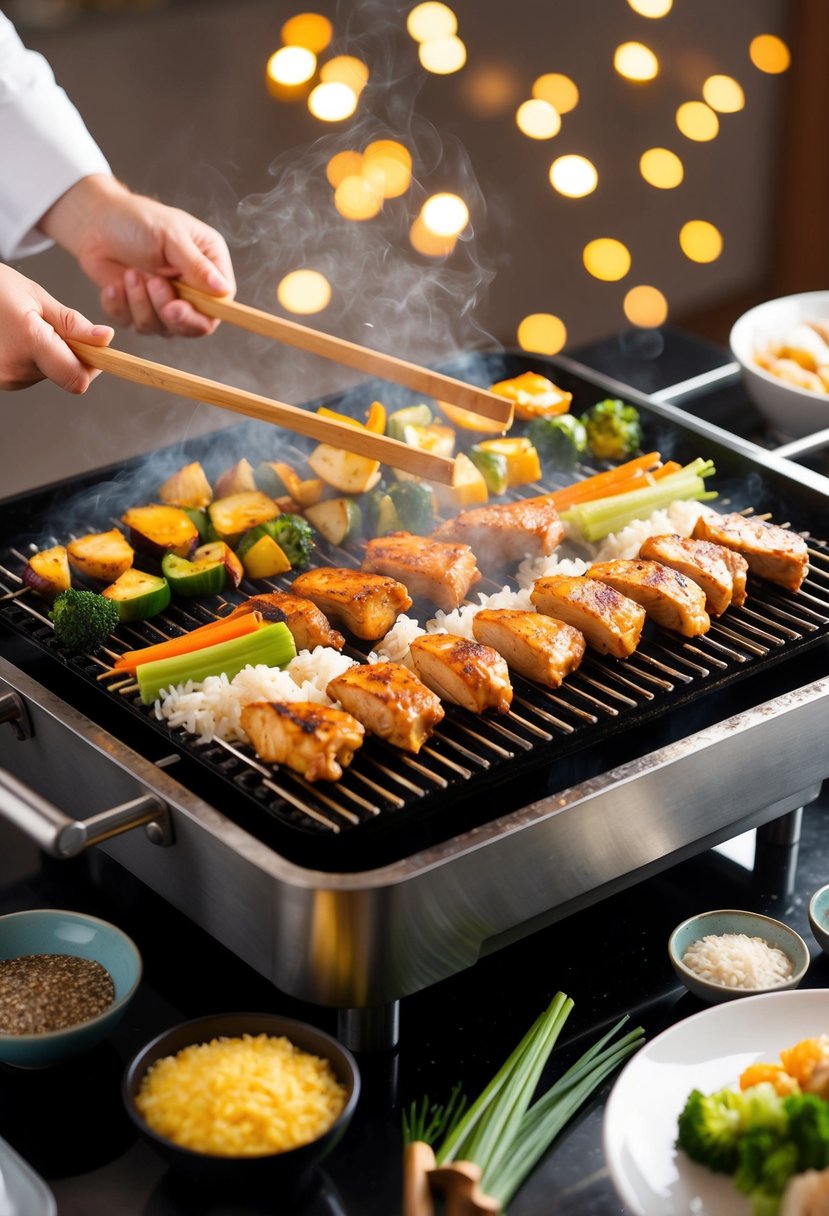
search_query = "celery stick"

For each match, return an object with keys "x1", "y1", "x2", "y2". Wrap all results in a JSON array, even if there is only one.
[
  {"x1": 138, "y1": 622, "x2": 296, "y2": 704},
  {"x1": 563, "y1": 459, "x2": 717, "y2": 542}
]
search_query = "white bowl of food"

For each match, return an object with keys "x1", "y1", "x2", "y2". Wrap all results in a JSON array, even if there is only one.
[{"x1": 729, "y1": 291, "x2": 829, "y2": 438}]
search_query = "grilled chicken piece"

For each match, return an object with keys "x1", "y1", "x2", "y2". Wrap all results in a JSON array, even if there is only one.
[
  {"x1": 471, "y1": 609, "x2": 585, "y2": 688},
  {"x1": 327, "y1": 661, "x2": 444, "y2": 753},
  {"x1": 692, "y1": 510, "x2": 809, "y2": 592},
  {"x1": 291, "y1": 568, "x2": 412, "y2": 641},
  {"x1": 362, "y1": 532, "x2": 480, "y2": 612},
  {"x1": 638, "y1": 534, "x2": 747, "y2": 617},
  {"x1": 224, "y1": 591, "x2": 345, "y2": 651},
  {"x1": 530, "y1": 575, "x2": 645, "y2": 658},
  {"x1": 432, "y1": 496, "x2": 564, "y2": 565},
  {"x1": 588, "y1": 558, "x2": 710, "y2": 637},
  {"x1": 240, "y1": 701, "x2": 364, "y2": 783},
  {"x1": 409, "y1": 633, "x2": 513, "y2": 714}
]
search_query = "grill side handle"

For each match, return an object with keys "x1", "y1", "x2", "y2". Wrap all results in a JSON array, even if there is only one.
[{"x1": 0, "y1": 767, "x2": 173, "y2": 858}]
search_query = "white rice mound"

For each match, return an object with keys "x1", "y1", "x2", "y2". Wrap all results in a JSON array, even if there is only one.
[
  {"x1": 369, "y1": 613, "x2": 427, "y2": 666},
  {"x1": 681, "y1": 931, "x2": 794, "y2": 990},
  {"x1": 428, "y1": 585, "x2": 535, "y2": 641},
  {"x1": 154, "y1": 646, "x2": 357, "y2": 744}
]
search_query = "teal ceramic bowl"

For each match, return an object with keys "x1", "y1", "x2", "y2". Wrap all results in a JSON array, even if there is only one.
[
  {"x1": 808, "y1": 885, "x2": 829, "y2": 954},
  {"x1": 668, "y1": 908, "x2": 810, "y2": 1004},
  {"x1": 0, "y1": 909, "x2": 142, "y2": 1068}
]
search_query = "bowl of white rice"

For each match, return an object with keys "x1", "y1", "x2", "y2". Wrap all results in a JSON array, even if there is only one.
[{"x1": 668, "y1": 909, "x2": 810, "y2": 1004}]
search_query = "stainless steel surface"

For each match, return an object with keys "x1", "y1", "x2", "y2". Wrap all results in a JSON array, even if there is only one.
[
  {"x1": 649, "y1": 362, "x2": 742, "y2": 405},
  {"x1": 776, "y1": 427, "x2": 829, "y2": 460},
  {"x1": 1, "y1": 654, "x2": 827, "y2": 1011}
]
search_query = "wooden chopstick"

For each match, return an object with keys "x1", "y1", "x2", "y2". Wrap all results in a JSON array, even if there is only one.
[
  {"x1": 173, "y1": 281, "x2": 515, "y2": 428},
  {"x1": 66, "y1": 340, "x2": 458, "y2": 484}
]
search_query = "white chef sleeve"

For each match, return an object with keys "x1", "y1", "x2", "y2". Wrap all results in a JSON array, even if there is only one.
[{"x1": 0, "y1": 14, "x2": 111, "y2": 260}]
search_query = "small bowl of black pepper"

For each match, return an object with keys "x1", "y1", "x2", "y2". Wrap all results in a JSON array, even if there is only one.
[{"x1": 0, "y1": 908, "x2": 142, "y2": 1068}]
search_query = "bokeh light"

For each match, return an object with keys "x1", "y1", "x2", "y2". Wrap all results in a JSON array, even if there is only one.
[
  {"x1": 532, "y1": 73, "x2": 579, "y2": 114},
  {"x1": 749, "y1": 34, "x2": 791, "y2": 74},
  {"x1": 334, "y1": 175, "x2": 383, "y2": 221},
  {"x1": 639, "y1": 147, "x2": 684, "y2": 188},
  {"x1": 277, "y1": 269, "x2": 332, "y2": 314},
  {"x1": 308, "y1": 81, "x2": 358, "y2": 121},
  {"x1": 614, "y1": 42, "x2": 659, "y2": 81},
  {"x1": 627, "y1": 0, "x2": 673, "y2": 15},
  {"x1": 516, "y1": 98, "x2": 561, "y2": 140},
  {"x1": 517, "y1": 313, "x2": 567, "y2": 355},
  {"x1": 326, "y1": 150, "x2": 363, "y2": 188},
  {"x1": 362, "y1": 140, "x2": 412, "y2": 199},
  {"x1": 421, "y1": 193, "x2": 469, "y2": 237},
  {"x1": 266, "y1": 45, "x2": 317, "y2": 87},
  {"x1": 702, "y1": 74, "x2": 745, "y2": 113},
  {"x1": 406, "y1": 2, "x2": 458, "y2": 42},
  {"x1": 679, "y1": 220, "x2": 723, "y2": 263},
  {"x1": 583, "y1": 238, "x2": 631, "y2": 281},
  {"x1": 676, "y1": 100, "x2": 719, "y2": 141},
  {"x1": 419, "y1": 34, "x2": 467, "y2": 74},
  {"x1": 460, "y1": 64, "x2": 521, "y2": 118},
  {"x1": 410, "y1": 216, "x2": 457, "y2": 257},
  {"x1": 319, "y1": 56, "x2": 370, "y2": 94},
  {"x1": 549, "y1": 154, "x2": 598, "y2": 198},
  {"x1": 624, "y1": 285, "x2": 668, "y2": 327},
  {"x1": 280, "y1": 12, "x2": 332, "y2": 53}
]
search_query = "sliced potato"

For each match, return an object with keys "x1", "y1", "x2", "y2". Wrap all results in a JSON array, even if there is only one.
[
  {"x1": 307, "y1": 443, "x2": 381, "y2": 494},
  {"x1": 304, "y1": 497, "x2": 361, "y2": 545},
  {"x1": 158, "y1": 461, "x2": 213, "y2": 509},
  {"x1": 432, "y1": 452, "x2": 488, "y2": 511},
  {"x1": 67, "y1": 528, "x2": 134, "y2": 582},
  {"x1": 214, "y1": 458, "x2": 257, "y2": 499},
  {"x1": 22, "y1": 545, "x2": 71, "y2": 599},
  {"x1": 207, "y1": 491, "x2": 280, "y2": 544},
  {"x1": 122, "y1": 505, "x2": 200, "y2": 559}
]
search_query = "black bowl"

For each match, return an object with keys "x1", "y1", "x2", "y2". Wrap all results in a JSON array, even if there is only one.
[{"x1": 122, "y1": 1012, "x2": 360, "y2": 1191}]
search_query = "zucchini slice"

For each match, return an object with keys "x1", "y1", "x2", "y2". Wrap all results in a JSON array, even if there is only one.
[
  {"x1": 102, "y1": 569, "x2": 171, "y2": 622},
  {"x1": 195, "y1": 541, "x2": 244, "y2": 589},
  {"x1": 161, "y1": 553, "x2": 226, "y2": 597}
]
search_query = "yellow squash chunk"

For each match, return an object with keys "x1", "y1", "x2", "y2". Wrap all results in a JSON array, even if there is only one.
[
  {"x1": 158, "y1": 461, "x2": 213, "y2": 509},
  {"x1": 241, "y1": 535, "x2": 292, "y2": 579},
  {"x1": 307, "y1": 443, "x2": 382, "y2": 494},
  {"x1": 477, "y1": 437, "x2": 542, "y2": 487},
  {"x1": 208, "y1": 492, "x2": 280, "y2": 544},
  {"x1": 67, "y1": 528, "x2": 134, "y2": 582},
  {"x1": 490, "y1": 371, "x2": 573, "y2": 420}
]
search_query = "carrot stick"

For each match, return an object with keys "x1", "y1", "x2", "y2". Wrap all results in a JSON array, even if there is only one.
[
  {"x1": 549, "y1": 452, "x2": 662, "y2": 510},
  {"x1": 113, "y1": 612, "x2": 265, "y2": 674}
]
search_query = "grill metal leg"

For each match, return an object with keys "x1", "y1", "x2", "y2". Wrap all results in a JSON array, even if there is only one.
[
  {"x1": 753, "y1": 806, "x2": 805, "y2": 898},
  {"x1": 337, "y1": 1001, "x2": 400, "y2": 1052}
]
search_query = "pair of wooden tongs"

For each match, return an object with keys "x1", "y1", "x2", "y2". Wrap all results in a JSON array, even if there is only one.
[
  {"x1": 404, "y1": 1142, "x2": 501, "y2": 1216},
  {"x1": 67, "y1": 282, "x2": 513, "y2": 485}
]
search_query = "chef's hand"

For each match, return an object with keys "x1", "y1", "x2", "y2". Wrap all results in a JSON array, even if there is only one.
[
  {"x1": 39, "y1": 174, "x2": 235, "y2": 338},
  {"x1": 0, "y1": 262, "x2": 113, "y2": 392}
]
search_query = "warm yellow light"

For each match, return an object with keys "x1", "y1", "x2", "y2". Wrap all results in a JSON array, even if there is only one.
[
  {"x1": 614, "y1": 42, "x2": 659, "y2": 81},
  {"x1": 623, "y1": 285, "x2": 668, "y2": 327},
  {"x1": 362, "y1": 140, "x2": 412, "y2": 199},
  {"x1": 320, "y1": 56, "x2": 370, "y2": 93},
  {"x1": 326, "y1": 150, "x2": 363, "y2": 188},
  {"x1": 460, "y1": 64, "x2": 521, "y2": 119},
  {"x1": 639, "y1": 147, "x2": 684, "y2": 188},
  {"x1": 308, "y1": 81, "x2": 358, "y2": 121},
  {"x1": 676, "y1": 100, "x2": 719, "y2": 141},
  {"x1": 419, "y1": 35, "x2": 467, "y2": 74},
  {"x1": 679, "y1": 220, "x2": 723, "y2": 263},
  {"x1": 334, "y1": 175, "x2": 383, "y2": 221},
  {"x1": 627, "y1": 0, "x2": 672, "y2": 15},
  {"x1": 409, "y1": 216, "x2": 457, "y2": 257},
  {"x1": 549, "y1": 154, "x2": 598, "y2": 198},
  {"x1": 407, "y1": 2, "x2": 457, "y2": 42},
  {"x1": 266, "y1": 45, "x2": 317, "y2": 87},
  {"x1": 583, "y1": 238, "x2": 631, "y2": 282},
  {"x1": 421, "y1": 192, "x2": 469, "y2": 237},
  {"x1": 277, "y1": 269, "x2": 332, "y2": 314},
  {"x1": 517, "y1": 313, "x2": 567, "y2": 356},
  {"x1": 749, "y1": 33, "x2": 791, "y2": 74},
  {"x1": 280, "y1": 12, "x2": 333, "y2": 53},
  {"x1": 515, "y1": 98, "x2": 561, "y2": 140},
  {"x1": 702, "y1": 74, "x2": 745, "y2": 113},
  {"x1": 532, "y1": 73, "x2": 579, "y2": 114}
]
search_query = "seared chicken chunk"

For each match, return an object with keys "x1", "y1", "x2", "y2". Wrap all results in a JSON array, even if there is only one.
[
  {"x1": 692, "y1": 510, "x2": 809, "y2": 592},
  {"x1": 240, "y1": 701, "x2": 364, "y2": 783},
  {"x1": 362, "y1": 532, "x2": 480, "y2": 612},
  {"x1": 638, "y1": 534, "x2": 748, "y2": 617},
  {"x1": 409, "y1": 633, "x2": 513, "y2": 714},
  {"x1": 291, "y1": 568, "x2": 412, "y2": 641},
  {"x1": 432, "y1": 496, "x2": 564, "y2": 565},
  {"x1": 588, "y1": 558, "x2": 710, "y2": 637},
  {"x1": 327, "y1": 661, "x2": 444, "y2": 753},
  {"x1": 224, "y1": 591, "x2": 345, "y2": 651},
  {"x1": 530, "y1": 575, "x2": 645, "y2": 658},
  {"x1": 472, "y1": 609, "x2": 585, "y2": 688}
]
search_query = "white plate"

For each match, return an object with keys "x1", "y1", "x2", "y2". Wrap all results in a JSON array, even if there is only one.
[{"x1": 603, "y1": 988, "x2": 829, "y2": 1216}]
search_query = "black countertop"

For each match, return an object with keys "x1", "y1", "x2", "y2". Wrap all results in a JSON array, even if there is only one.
[{"x1": 1, "y1": 326, "x2": 828, "y2": 1215}]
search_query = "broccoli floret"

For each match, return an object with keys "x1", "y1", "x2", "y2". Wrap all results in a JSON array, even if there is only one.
[
  {"x1": 734, "y1": 1126, "x2": 793, "y2": 1195},
  {"x1": 580, "y1": 398, "x2": 642, "y2": 461},
  {"x1": 677, "y1": 1088, "x2": 745, "y2": 1174},
  {"x1": 785, "y1": 1093, "x2": 829, "y2": 1170},
  {"x1": 49, "y1": 589, "x2": 119, "y2": 653},
  {"x1": 268, "y1": 514, "x2": 315, "y2": 569},
  {"x1": 527, "y1": 414, "x2": 588, "y2": 470}
]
